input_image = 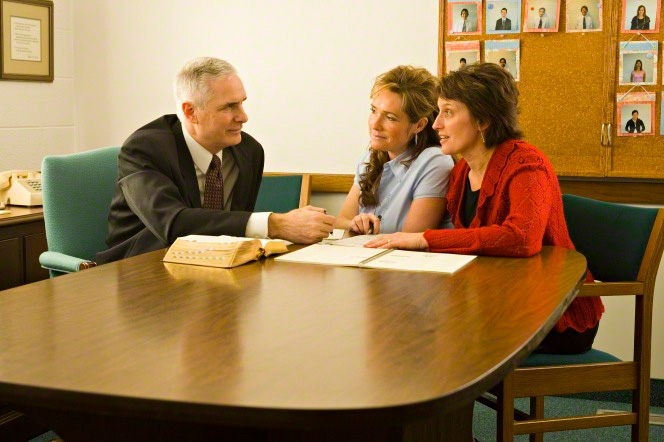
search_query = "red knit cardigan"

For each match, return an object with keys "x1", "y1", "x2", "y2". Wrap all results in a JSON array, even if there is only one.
[{"x1": 423, "y1": 139, "x2": 603, "y2": 333}]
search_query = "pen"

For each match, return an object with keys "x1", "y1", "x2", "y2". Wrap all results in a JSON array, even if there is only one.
[{"x1": 368, "y1": 215, "x2": 382, "y2": 235}]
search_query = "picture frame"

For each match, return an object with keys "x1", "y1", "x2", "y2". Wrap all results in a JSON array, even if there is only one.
[
  {"x1": 617, "y1": 92, "x2": 655, "y2": 137},
  {"x1": 523, "y1": 0, "x2": 561, "y2": 33},
  {"x1": 566, "y1": 0, "x2": 602, "y2": 33},
  {"x1": 0, "y1": 0, "x2": 53, "y2": 82},
  {"x1": 447, "y1": 0, "x2": 482, "y2": 36},
  {"x1": 622, "y1": 0, "x2": 659, "y2": 34},
  {"x1": 486, "y1": 0, "x2": 521, "y2": 35},
  {"x1": 445, "y1": 40, "x2": 481, "y2": 73},
  {"x1": 618, "y1": 41, "x2": 657, "y2": 86},
  {"x1": 485, "y1": 39, "x2": 520, "y2": 81}
]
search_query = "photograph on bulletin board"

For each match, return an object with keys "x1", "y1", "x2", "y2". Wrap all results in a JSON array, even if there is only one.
[
  {"x1": 486, "y1": 0, "x2": 521, "y2": 34},
  {"x1": 485, "y1": 40, "x2": 520, "y2": 81},
  {"x1": 445, "y1": 41, "x2": 481, "y2": 73},
  {"x1": 622, "y1": 0, "x2": 659, "y2": 33},
  {"x1": 566, "y1": 0, "x2": 602, "y2": 32},
  {"x1": 448, "y1": 0, "x2": 483, "y2": 35},
  {"x1": 523, "y1": 0, "x2": 561, "y2": 32},
  {"x1": 617, "y1": 92, "x2": 655, "y2": 136},
  {"x1": 619, "y1": 41, "x2": 657, "y2": 86},
  {"x1": 660, "y1": 93, "x2": 664, "y2": 135}
]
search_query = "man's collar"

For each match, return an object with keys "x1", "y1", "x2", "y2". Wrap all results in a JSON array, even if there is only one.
[{"x1": 182, "y1": 124, "x2": 220, "y2": 173}]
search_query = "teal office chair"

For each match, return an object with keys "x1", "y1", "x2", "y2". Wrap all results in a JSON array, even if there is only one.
[
  {"x1": 254, "y1": 173, "x2": 312, "y2": 213},
  {"x1": 490, "y1": 194, "x2": 664, "y2": 441},
  {"x1": 39, "y1": 146, "x2": 120, "y2": 277}
]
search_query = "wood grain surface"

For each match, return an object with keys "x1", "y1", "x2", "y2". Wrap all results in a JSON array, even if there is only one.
[{"x1": 0, "y1": 246, "x2": 585, "y2": 436}]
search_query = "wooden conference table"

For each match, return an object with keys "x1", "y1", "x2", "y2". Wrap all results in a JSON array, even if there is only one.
[{"x1": 0, "y1": 246, "x2": 586, "y2": 441}]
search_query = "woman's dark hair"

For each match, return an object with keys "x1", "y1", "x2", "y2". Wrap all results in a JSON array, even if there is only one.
[
  {"x1": 634, "y1": 59, "x2": 643, "y2": 70},
  {"x1": 358, "y1": 65, "x2": 440, "y2": 207},
  {"x1": 438, "y1": 62, "x2": 522, "y2": 147}
]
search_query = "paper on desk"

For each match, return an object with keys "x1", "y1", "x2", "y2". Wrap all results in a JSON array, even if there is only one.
[
  {"x1": 275, "y1": 243, "x2": 388, "y2": 266},
  {"x1": 362, "y1": 250, "x2": 476, "y2": 274},
  {"x1": 322, "y1": 234, "x2": 377, "y2": 247},
  {"x1": 180, "y1": 235, "x2": 292, "y2": 247}
]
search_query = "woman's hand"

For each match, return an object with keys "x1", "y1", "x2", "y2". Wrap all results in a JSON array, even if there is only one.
[
  {"x1": 349, "y1": 213, "x2": 381, "y2": 234},
  {"x1": 364, "y1": 232, "x2": 428, "y2": 250}
]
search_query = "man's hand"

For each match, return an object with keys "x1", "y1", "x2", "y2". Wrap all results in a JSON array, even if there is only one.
[
  {"x1": 349, "y1": 213, "x2": 381, "y2": 235},
  {"x1": 268, "y1": 206, "x2": 336, "y2": 244},
  {"x1": 364, "y1": 232, "x2": 428, "y2": 250}
]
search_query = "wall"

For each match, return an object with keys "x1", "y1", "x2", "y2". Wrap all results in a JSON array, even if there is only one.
[
  {"x1": 72, "y1": 0, "x2": 439, "y2": 175},
  {"x1": 0, "y1": 0, "x2": 75, "y2": 172}
]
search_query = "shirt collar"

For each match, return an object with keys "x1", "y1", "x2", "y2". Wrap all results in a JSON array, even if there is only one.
[
  {"x1": 383, "y1": 148, "x2": 414, "y2": 180},
  {"x1": 182, "y1": 124, "x2": 220, "y2": 173}
]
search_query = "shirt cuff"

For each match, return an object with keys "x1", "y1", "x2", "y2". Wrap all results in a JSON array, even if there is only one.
[{"x1": 245, "y1": 212, "x2": 272, "y2": 238}]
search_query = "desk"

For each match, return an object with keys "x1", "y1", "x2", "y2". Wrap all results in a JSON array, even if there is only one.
[
  {"x1": 0, "y1": 246, "x2": 586, "y2": 441},
  {"x1": 0, "y1": 206, "x2": 48, "y2": 290}
]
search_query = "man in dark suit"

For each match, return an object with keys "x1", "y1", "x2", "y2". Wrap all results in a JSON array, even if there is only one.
[
  {"x1": 96, "y1": 57, "x2": 335, "y2": 264},
  {"x1": 495, "y1": 8, "x2": 512, "y2": 30}
]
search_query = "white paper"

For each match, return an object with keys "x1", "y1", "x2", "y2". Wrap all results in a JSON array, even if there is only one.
[
  {"x1": 362, "y1": 250, "x2": 476, "y2": 274},
  {"x1": 10, "y1": 16, "x2": 41, "y2": 62},
  {"x1": 322, "y1": 234, "x2": 378, "y2": 247},
  {"x1": 275, "y1": 244, "x2": 388, "y2": 266}
]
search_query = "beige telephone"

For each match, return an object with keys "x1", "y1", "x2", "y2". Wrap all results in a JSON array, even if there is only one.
[{"x1": 0, "y1": 170, "x2": 42, "y2": 208}]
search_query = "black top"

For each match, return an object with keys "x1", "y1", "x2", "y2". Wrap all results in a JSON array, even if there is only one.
[
  {"x1": 462, "y1": 177, "x2": 480, "y2": 228},
  {"x1": 625, "y1": 118, "x2": 645, "y2": 134}
]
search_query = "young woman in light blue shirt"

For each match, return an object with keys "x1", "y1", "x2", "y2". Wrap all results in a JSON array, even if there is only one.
[{"x1": 335, "y1": 65, "x2": 454, "y2": 234}]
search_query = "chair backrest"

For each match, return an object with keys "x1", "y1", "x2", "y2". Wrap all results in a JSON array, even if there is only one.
[
  {"x1": 41, "y1": 146, "x2": 120, "y2": 262},
  {"x1": 254, "y1": 173, "x2": 311, "y2": 213},
  {"x1": 562, "y1": 194, "x2": 660, "y2": 282}
]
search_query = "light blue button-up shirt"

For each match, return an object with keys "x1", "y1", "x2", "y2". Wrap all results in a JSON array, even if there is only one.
[{"x1": 354, "y1": 147, "x2": 454, "y2": 233}]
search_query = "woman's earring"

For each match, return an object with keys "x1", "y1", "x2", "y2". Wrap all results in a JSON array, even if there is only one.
[
  {"x1": 479, "y1": 130, "x2": 485, "y2": 144},
  {"x1": 415, "y1": 133, "x2": 418, "y2": 145}
]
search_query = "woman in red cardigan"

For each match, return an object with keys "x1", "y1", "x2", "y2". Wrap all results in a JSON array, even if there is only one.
[{"x1": 366, "y1": 62, "x2": 603, "y2": 354}]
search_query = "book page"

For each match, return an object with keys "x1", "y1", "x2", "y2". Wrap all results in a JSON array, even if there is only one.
[
  {"x1": 163, "y1": 238, "x2": 249, "y2": 268},
  {"x1": 180, "y1": 235, "x2": 291, "y2": 248},
  {"x1": 361, "y1": 250, "x2": 476, "y2": 274},
  {"x1": 275, "y1": 244, "x2": 389, "y2": 266}
]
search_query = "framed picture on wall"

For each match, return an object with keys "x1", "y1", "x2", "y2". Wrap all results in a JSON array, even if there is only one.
[
  {"x1": 486, "y1": 0, "x2": 521, "y2": 35},
  {"x1": 566, "y1": 0, "x2": 602, "y2": 32},
  {"x1": 0, "y1": 0, "x2": 53, "y2": 81},
  {"x1": 523, "y1": 0, "x2": 561, "y2": 32},
  {"x1": 485, "y1": 40, "x2": 520, "y2": 81},
  {"x1": 617, "y1": 92, "x2": 655, "y2": 136},
  {"x1": 622, "y1": 0, "x2": 659, "y2": 33},
  {"x1": 618, "y1": 41, "x2": 657, "y2": 86},
  {"x1": 445, "y1": 41, "x2": 481, "y2": 73},
  {"x1": 448, "y1": 0, "x2": 482, "y2": 35}
]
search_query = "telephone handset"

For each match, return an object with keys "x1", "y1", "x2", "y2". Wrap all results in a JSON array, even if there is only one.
[{"x1": 0, "y1": 170, "x2": 42, "y2": 208}]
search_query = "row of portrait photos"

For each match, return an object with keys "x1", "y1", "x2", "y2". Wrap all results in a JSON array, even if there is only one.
[
  {"x1": 445, "y1": 40, "x2": 521, "y2": 81},
  {"x1": 448, "y1": 0, "x2": 662, "y2": 35}
]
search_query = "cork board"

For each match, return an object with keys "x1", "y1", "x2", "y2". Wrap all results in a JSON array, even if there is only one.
[{"x1": 438, "y1": 0, "x2": 664, "y2": 179}]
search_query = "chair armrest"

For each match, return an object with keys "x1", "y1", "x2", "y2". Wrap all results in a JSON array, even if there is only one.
[
  {"x1": 578, "y1": 281, "x2": 644, "y2": 297},
  {"x1": 39, "y1": 251, "x2": 95, "y2": 273}
]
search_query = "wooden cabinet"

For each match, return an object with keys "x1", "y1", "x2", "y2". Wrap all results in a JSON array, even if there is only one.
[
  {"x1": 0, "y1": 207, "x2": 49, "y2": 290},
  {"x1": 437, "y1": 1, "x2": 664, "y2": 179}
]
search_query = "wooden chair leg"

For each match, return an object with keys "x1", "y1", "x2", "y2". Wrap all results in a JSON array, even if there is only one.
[
  {"x1": 496, "y1": 372, "x2": 515, "y2": 442},
  {"x1": 632, "y1": 379, "x2": 650, "y2": 441},
  {"x1": 529, "y1": 396, "x2": 544, "y2": 442}
]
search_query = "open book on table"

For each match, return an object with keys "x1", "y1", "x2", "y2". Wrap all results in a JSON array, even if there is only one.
[
  {"x1": 275, "y1": 242, "x2": 476, "y2": 274},
  {"x1": 163, "y1": 235, "x2": 289, "y2": 269}
]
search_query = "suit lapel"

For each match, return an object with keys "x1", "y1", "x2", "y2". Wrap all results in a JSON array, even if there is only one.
[
  {"x1": 228, "y1": 144, "x2": 253, "y2": 211},
  {"x1": 171, "y1": 119, "x2": 202, "y2": 208}
]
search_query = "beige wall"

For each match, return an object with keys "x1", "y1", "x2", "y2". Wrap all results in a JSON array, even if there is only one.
[
  {"x1": 0, "y1": 0, "x2": 75, "y2": 171},
  {"x1": 72, "y1": 0, "x2": 439, "y2": 174}
]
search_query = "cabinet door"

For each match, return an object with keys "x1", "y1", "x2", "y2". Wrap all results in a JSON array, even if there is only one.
[
  {"x1": 24, "y1": 233, "x2": 49, "y2": 283},
  {"x1": 0, "y1": 238, "x2": 23, "y2": 290},
  {"x1": 608, "y1": 5, "x2": 664, "y2": 178}
]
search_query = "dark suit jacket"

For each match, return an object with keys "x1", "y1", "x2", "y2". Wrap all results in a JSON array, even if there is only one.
[
  {"x1": 495, "y1": 17, "x2": 512, "y2": 30},
  {"x1": 96, "y1": 114, "x2": 264, "y2": 264}
]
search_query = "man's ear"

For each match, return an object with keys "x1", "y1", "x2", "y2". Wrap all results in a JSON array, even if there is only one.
[{"x1": 182, "y1": 102, "x2": 197, "y2": 124}]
